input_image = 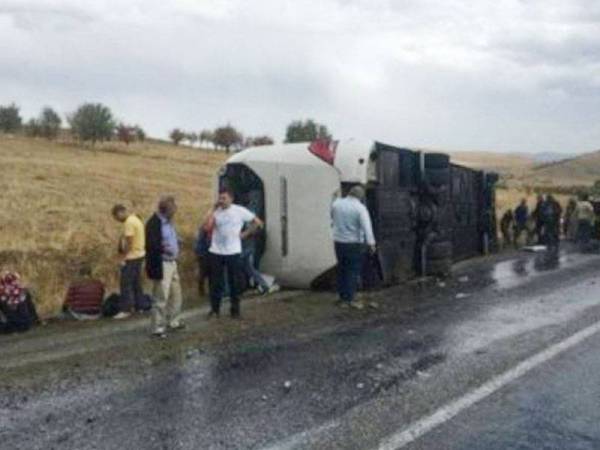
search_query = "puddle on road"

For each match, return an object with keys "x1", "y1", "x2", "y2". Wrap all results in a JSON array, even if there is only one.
[{"x1": 487, "y1": 251, "x2": 578, "y2": 290}]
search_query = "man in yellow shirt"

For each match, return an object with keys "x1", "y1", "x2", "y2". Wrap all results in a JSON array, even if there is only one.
[{"x1": 112, "y1": 204, "x2": 146, "y2": 319}]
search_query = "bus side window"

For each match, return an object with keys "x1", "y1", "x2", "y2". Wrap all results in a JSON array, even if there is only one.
[{"x1": 280, "y1": 176, "x2": 288, "y2": 257}]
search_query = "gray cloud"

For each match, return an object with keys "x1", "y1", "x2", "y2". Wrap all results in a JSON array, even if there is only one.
[{"x1": 1, "y1": 0, "x2": 599, "y2": 153}]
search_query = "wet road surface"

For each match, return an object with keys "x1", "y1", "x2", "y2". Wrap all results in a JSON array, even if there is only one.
[
  {"x1": 411, "y1": 329, "x2": 600, "y2": 450},
  {"x1": 2, "y1": 248, "x2": 600, "y2": 450}
]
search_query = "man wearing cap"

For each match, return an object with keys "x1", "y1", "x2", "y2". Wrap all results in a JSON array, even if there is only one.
[{"x1": 331, "y1": 185, "x2": 376, "y2": 309}]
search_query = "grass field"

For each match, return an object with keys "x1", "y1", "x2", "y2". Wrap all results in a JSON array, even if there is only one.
[{"x1": 0, "y1": 136, "x2": 226, "y2": 317}]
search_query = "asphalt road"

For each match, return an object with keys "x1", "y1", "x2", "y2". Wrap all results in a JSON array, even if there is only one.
[
  {"x1": 411, "y1": 330, "x2": 600, "y2": 450},
  {"x1": 2, "y1": 248, "x2": 600, "y2": 450}
]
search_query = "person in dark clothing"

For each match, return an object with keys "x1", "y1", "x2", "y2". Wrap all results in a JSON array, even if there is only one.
[
  {"x1": 564, "y1": 198, "x2": 577, "y2": 240},
  {"x1": 540, "y1": 195, "x2": 562, "y2": 249},
  {"x1": 145, "y1": 196, "x2": 184, "y2": 337},
  {"x1": 194, "y1": 225, "x2": 211, "y2": 297},
  {"x1": 513, "y1": 199, "x2": 529, "y2": 247},
  {"x1": 500, "y1": 209, "x2": 514, "y2": 248},
  {"x1": 532, "y1": 194, "x2": 545, "y2": 244},
  {"x1": 0, "y1": 272, "x2": 38, "y2": 333}
]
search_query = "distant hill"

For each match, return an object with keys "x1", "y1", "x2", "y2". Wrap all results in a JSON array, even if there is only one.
[
  {"x1": 447, "y1": 151, "x2": 537, "y2": 174},
  {"x1": 524, "y1": 149, "x2": 600, "y2": 186},
  {"x1": 532, "y1": 152, "x2": 573, "y2": 164}
]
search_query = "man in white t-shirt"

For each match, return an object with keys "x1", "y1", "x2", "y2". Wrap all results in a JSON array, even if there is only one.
[{"x1": 204, "y1": 188, "x2": 264, "y2": 318}]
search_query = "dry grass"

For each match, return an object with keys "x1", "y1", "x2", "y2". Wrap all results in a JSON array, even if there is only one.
[{"x1": 0, "y1": 136, "x2": 226, "y2": 317}]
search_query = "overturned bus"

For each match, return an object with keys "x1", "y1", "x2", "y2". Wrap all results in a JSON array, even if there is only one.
[{"x1": 217, "y1": 140, "x2": 498, "y2": 289}]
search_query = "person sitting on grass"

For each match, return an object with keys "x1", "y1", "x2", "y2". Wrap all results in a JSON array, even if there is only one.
[
  {"x1": 62, "y1": 264, "x2": 105, "y2": 320},
  {"x1": 0, "y1": 271, "x2": 38, "y2": 333}
]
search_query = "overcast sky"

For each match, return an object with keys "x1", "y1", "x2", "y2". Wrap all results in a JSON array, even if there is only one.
[{"x1": 1, "y1": 0, "x2": 599, "y2": 153}]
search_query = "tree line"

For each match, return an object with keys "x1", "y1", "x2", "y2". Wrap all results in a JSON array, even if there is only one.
[
  {"x1": 1, "y1": 102, "x2": 333, "y2": 150},
  {"x1": 0, "y1": 102, "x2": 146, "y2": 145},
  {"x1": 169, "y1": 119, "x2": 331, "y2": 152},
  {"x1": 168, "y1": 126, "x2": 276, "y2": 152}
]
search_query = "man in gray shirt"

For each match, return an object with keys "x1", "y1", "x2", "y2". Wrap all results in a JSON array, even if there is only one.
[{"x1": 331, "y1": 185, "x2": 376, "y2": 309}]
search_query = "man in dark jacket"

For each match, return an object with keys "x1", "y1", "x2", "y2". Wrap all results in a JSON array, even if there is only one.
[
  {"x1": 513, "y1": 199, "x2": 529, "y2": 247},
  {"x1": 146, "y1": 195, "x2": 183, "y2": 337},
  {"x1": 532, "y1": 194, "x2": 545, "y2": 244},
  {"x1": 540, "y1": 195, "x2": 562, "y2": 249}
]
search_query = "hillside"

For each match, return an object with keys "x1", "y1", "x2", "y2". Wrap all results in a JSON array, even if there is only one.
[
  {"x1": 522, "y1": 150, "x2": 600, "y2": 186},
  {"x1": 447, "y1": 150, "x2": 537, "y2": 174},
  {"x1": 0, "y1": 136, "x2": 227, "y2": 317}
]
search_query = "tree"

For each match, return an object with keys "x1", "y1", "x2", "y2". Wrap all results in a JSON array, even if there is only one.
[
  {"x1": 24, "y1": 118, "x2": 42, "y2": 137},
  {"x1": 0, "y1": 103, "x2": 22, "y2": 133},
  {"x1": 248, "y1": 135, "x2": 274, "y2": 147},
  {"x1": 39, "y1": 107, "x2": 61, "y2": 139},
  {"x1": 186, "y1": 132, "x2": 199, "y2": 146},
  {"x1": 169, "y1": 128, "x2": 185, "y2": 146},
  {"x1": 68, "y1": 103, "x2": 115, "y2": 144},
  {"x1": 116, "y1": 123, "x2": 135, "y2": 145},
  {"x1": 199, "y1": 129, "x2": 214, "y2": 148},
  {"x1": 213, "y1": 124, "x2": 243, "y2": 153},
  {"x1": 134, "y1": 125, "x2": 146, "y2": 142},
  {"x1": 284, "y1": 119, "x2": 331, "y2": 143}
]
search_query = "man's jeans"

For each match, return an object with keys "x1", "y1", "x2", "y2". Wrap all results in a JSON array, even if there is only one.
[
  {"x1": 577, "y1": 219, "x2": 593, "y2": 245},
  {"x1": 334, "y1": 242, "x2": 365, "y2": 303},
  {"x1": 120, "y1": 257, "x2": 144, "y2": 312},
  {"x1": 241, "y1": 247, "x2": 269, "y2": 292},
  {"x1": 209, "y1": 253, "x2": 242, "y2": 315},
  {"x1": 151, "y1": 261, "x2": 183, "y2": 332}
]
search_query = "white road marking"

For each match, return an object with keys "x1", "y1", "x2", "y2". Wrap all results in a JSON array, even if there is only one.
[{"x1": 377, "y1": 319, "x2": 600, "y2": 450}]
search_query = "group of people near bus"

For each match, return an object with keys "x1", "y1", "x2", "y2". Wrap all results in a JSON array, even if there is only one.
[
  {"x1": 500, "y1": 193, "x2": 597, "y2": 249},
  {"x1": 110, "y1": 189, "x2": 276, "y2": 338},
  {"x1": 105, "y1": 186, "x2": 377, "y2": 335}
]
